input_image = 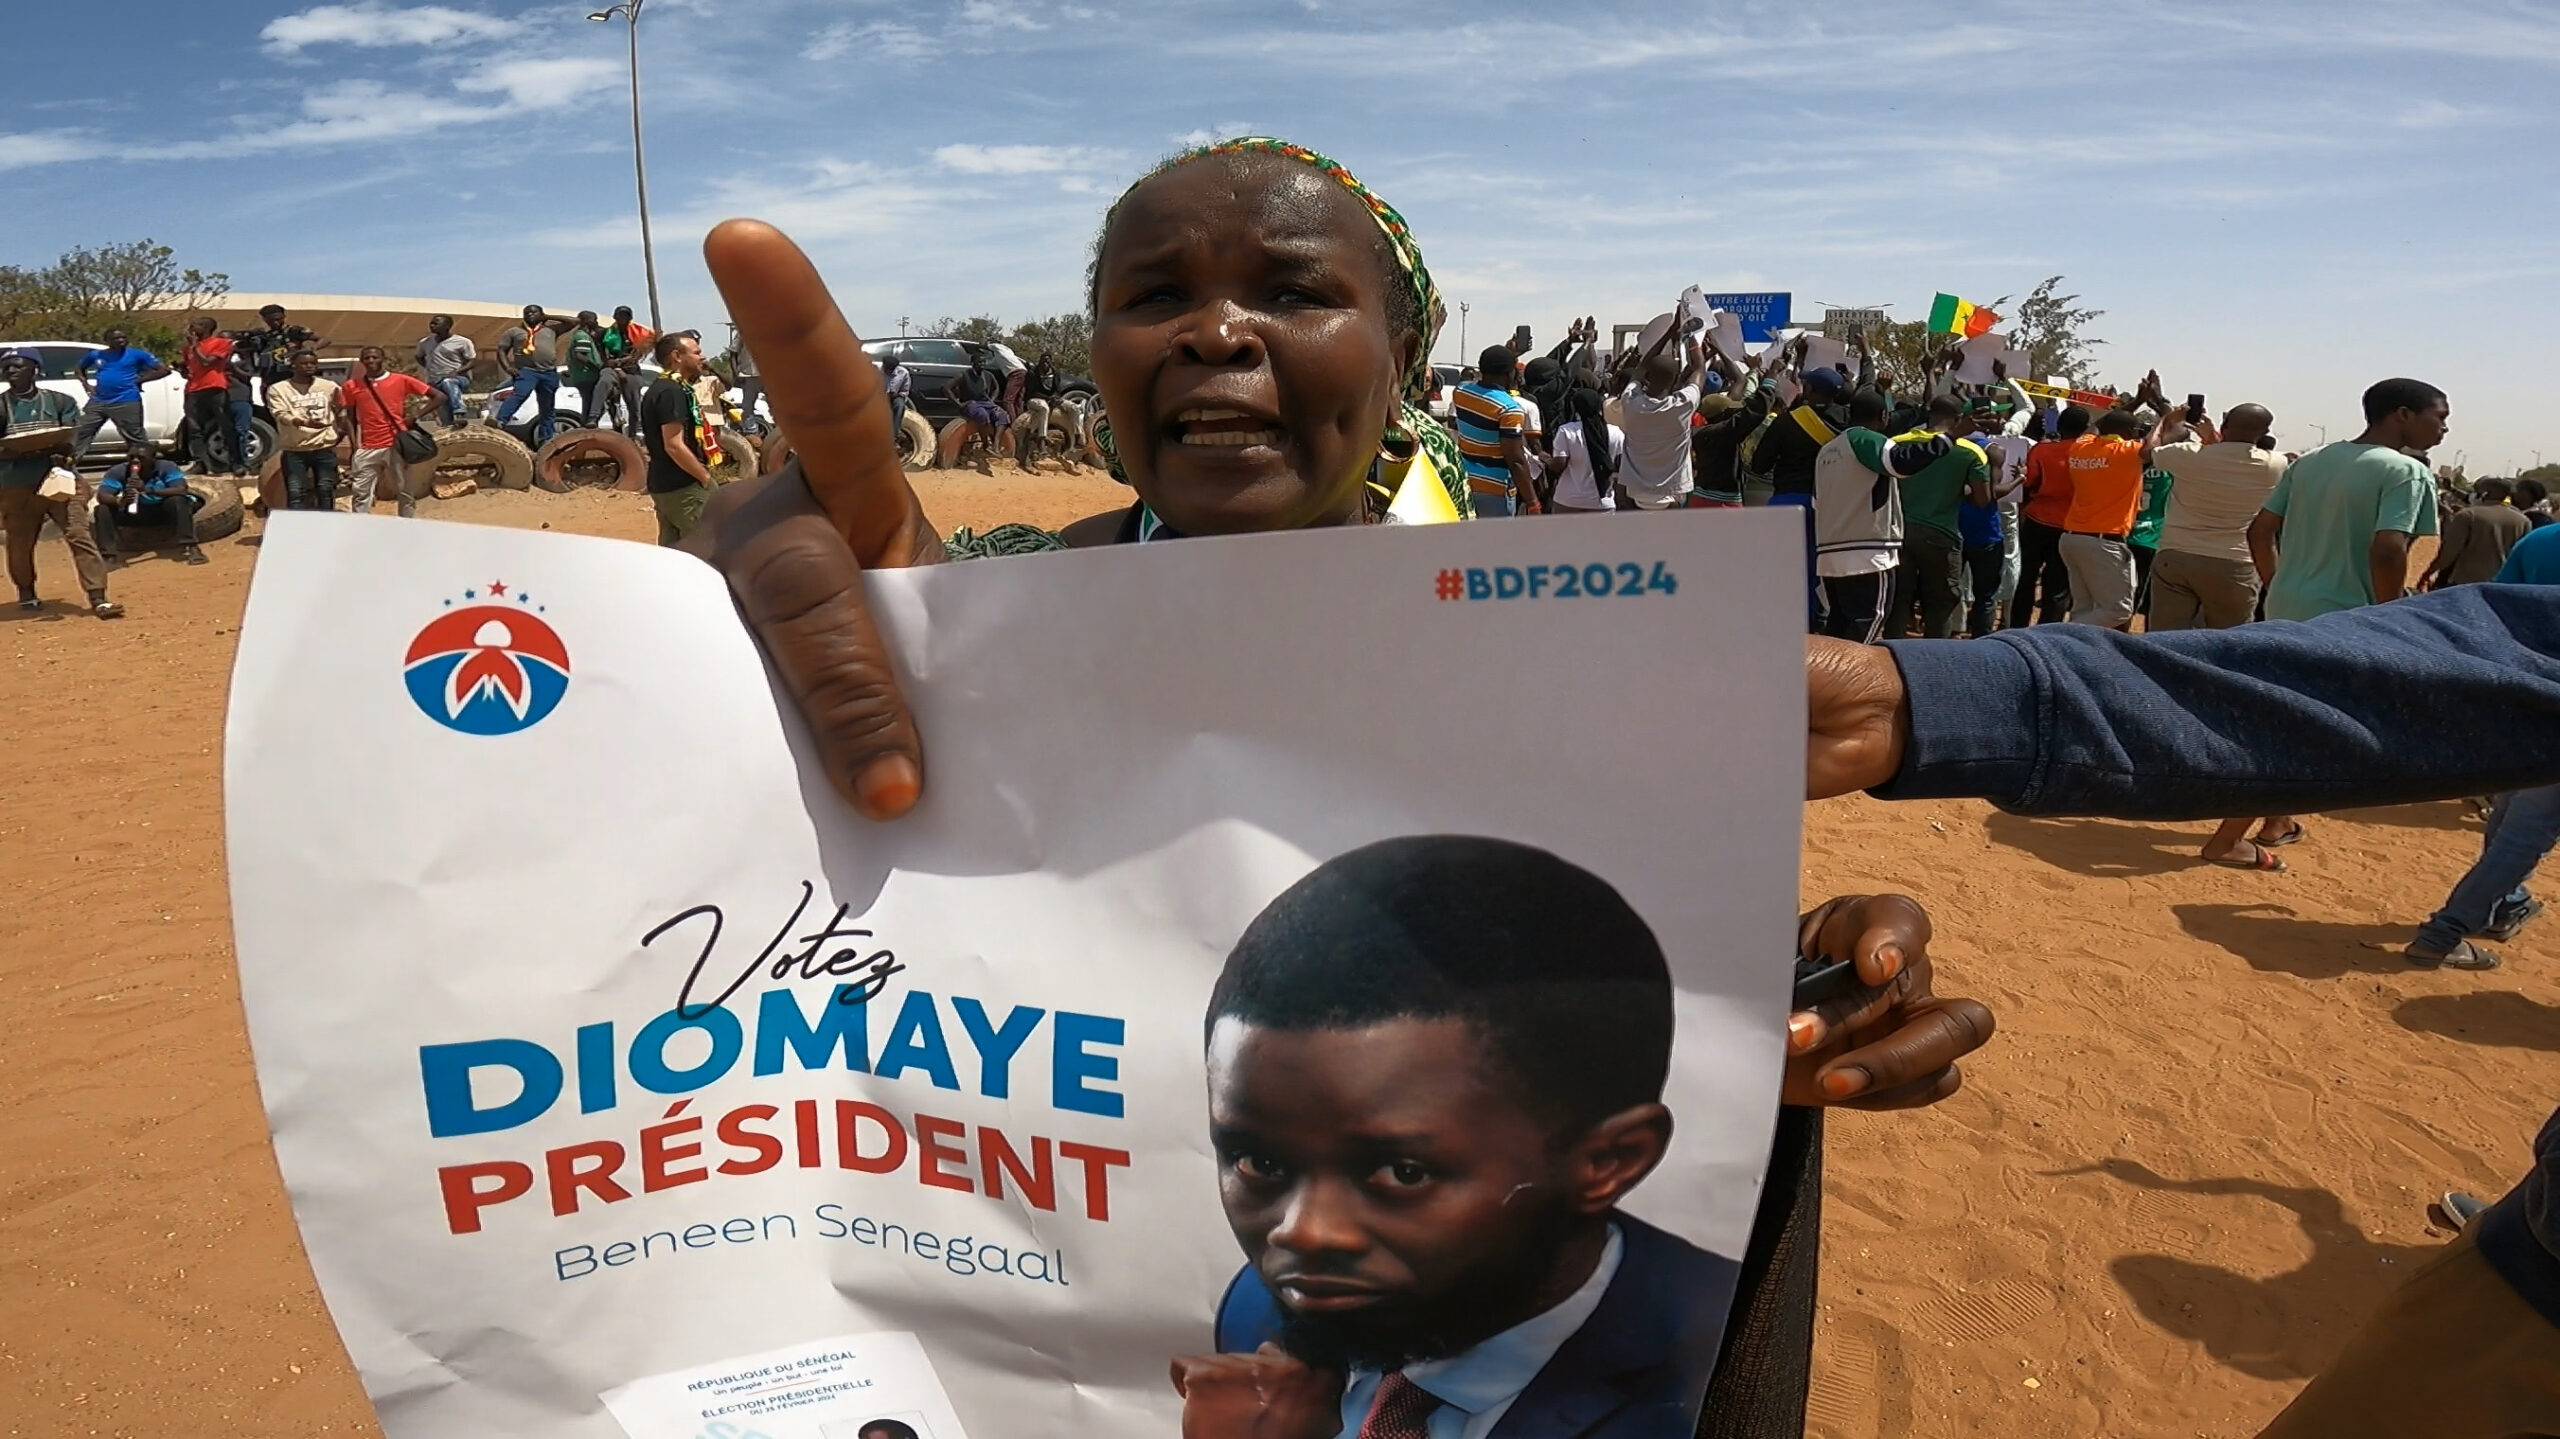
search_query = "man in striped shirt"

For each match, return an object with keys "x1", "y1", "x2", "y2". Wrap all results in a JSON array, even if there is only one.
[{"x1": 1451, "y1": 346, "x2": 1539, "y2": 516}]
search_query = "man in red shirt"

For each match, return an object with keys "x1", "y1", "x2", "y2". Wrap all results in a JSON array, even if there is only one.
[
  {"x1": 180, "y1": 316, "x2": 251, "y2": 478},
  {"x1": 338, "y1": 346, "x2": 434, "y2": 518},
  {"x1": 2007, "y1": 405, "x2": 2083, "y2": 627}
]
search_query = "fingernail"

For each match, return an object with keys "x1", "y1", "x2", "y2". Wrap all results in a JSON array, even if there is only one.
[
  {"x1": 1822, "y1": 1066, "x2": 1870, "y2": 1099},
  {"x1": 1875, "y1": 944, "x2": 1905, "y2": 979},
  {"x1": 1787, "y1": 1012, "x2": 1821, "y2": 1052},
  {"x1": 854, "y1": 753, "x2": 920, "y2": 817}
]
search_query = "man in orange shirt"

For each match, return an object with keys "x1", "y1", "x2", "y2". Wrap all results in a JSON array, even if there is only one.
[
  {"x1": 2008, "y1": 405, "x2": 2084, "y2": 627},
  {"x1": 2058, "y1": 391, "x2": 2175, "y2": 629}
]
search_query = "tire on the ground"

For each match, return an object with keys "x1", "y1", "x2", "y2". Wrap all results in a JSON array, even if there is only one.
[
  {"x1": 251, "y1": 452, "x2": 288, "y2": 515},
  {"x1": 108, "y1": 474, "x2": 244, "y2": 546},
  {"x1": 759, "y1": 426, "x2": 794, "y2": 477},
  {"x1": 534, "y1": 428, "x2": 645, "y2": 493},
  {"x1": 420, "y1": 425, "x2": 535, "y2": 492},
  {"x1": 191, "y1": 416, "x2": 279, "y2": 475},
  {"x1": 937, "y1": 417, "x2": 987, "y2": 469},
  {"x1": 898, "y1": 409, "x2": 935, "y2": 471}
]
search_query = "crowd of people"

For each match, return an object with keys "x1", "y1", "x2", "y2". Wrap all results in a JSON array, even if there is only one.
[
  {"x1": 1421, "y1": 314, "x2": 2560, "y2": 971},
  {"x1": 0, "y1": 298, "x2": 754, "y2": 612}
]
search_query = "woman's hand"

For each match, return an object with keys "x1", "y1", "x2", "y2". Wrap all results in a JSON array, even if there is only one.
[
  {"x1": 683, "y1": 220, "x2": 942, "y2": 819},
  {"x1": 1783, "y1": 894, "x2": 1994, "y2": 1110}
]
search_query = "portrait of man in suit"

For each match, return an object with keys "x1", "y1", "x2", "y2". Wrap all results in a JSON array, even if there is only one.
[{"x1": 1169, "y1": 834, "x2": 1740, "y2": 1439}]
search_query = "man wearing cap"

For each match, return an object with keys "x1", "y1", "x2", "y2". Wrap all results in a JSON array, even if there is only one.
[{"x1": 0, "y1": 352, "x2": 119, "y2": 618}]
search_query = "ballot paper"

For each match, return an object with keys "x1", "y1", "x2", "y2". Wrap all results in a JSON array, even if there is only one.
[
  {"x1": 1950, "y1": 336, "x2": 2030, "y2": 387},
  {"x1": 225, "y1": 508, "x2": 1807, "y2": 1439},
  {"x1": 602, "y1": 1332, "x2": 968, "y2": 1439}
]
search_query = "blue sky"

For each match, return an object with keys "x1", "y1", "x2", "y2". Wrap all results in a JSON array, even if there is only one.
[{"x1": 9, "y1": 0, "x2": 2559, "y2": 472}]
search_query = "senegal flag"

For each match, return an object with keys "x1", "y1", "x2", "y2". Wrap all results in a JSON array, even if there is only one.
[{"x1": 1928, "y1": 293, "x2": 2001, "y2": 338}]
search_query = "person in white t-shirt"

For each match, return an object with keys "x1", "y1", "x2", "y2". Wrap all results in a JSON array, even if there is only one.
[
  {"x1": 1608, "y1": 324, "x2": 1703, "y2": 510},
  {"x1": 1513, "y1": 390, "x2": 1546, "y2": 512},
  {"x1": 1546, "y1": 388, "x2": 1625, "y2": 513}
]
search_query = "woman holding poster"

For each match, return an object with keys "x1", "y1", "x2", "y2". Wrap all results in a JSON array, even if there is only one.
[{"x1": 679, "y1": 140, "x2": 1996, "y2": 1433}]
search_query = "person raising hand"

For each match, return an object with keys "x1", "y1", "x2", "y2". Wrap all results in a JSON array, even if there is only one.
[{"x1": 684, "y1": 141, "x2": 1995, "y2": 1435}]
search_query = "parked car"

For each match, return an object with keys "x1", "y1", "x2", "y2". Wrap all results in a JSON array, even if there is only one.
[
  {"x1": 20, "y1": 339, "x2": 285, "y2": 472},
  {"x1": 857, "y1": 338, "x2": 1096, "y2": 425},
  {"x1": 1427, "y1": 363, "x2": 1464, "y2": 421}
]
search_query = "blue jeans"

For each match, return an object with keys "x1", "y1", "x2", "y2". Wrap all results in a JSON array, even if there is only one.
[
  {"x1": 1473, "y1": 490, "x2": 1513, "y2": 517},
  {"x1": 280, "y1": 449, "x2": 340, "y2": 511},
  {"x1": 513, "y1": 370, "x2": 560, "y2": 446},
  {"x1": 227, "y1": 399, "x2": 257, "y2": 469},
  {"x1": 2416, "y1": 784, "x2": 2560, "y2": 950},
  {"x1": 434, "y1": 377, "x2": 467, "y2": 425}
]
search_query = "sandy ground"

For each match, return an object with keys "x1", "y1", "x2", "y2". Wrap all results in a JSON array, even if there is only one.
[{"x1": 2, "y1": 474, "x2": 2552, "y2": 1437}]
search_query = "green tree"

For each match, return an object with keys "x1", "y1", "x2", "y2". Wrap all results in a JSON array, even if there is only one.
[
  {"x1": 2007, "y1": 275, "x2": 2104, "y2": 385},
  {"x1": 1861, "y1": 318, "x2": 1947, "y2": 390},
  {"x1": 0, "y1": 239, "x2": 228, "y2": 352},
  {"x1": 926, "y1": 314, "x2": 1007, "y2": 344},
  {"x1": 2520, "y1": 463, "x2": 2560, "y2": 492},
  {"x1": 924, "y1": 311, "x2": 1094, "y2": 379},
  {"x1": 1005, "y1": 312, "x2": 1092, "y2": 380}
]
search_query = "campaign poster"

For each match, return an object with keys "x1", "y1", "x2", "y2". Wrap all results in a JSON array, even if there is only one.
[{"x1": 224, "y1": 507, "x2": 1807, "y2": 1438}]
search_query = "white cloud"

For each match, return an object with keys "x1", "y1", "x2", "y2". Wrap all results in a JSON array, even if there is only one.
[
  {"x1": 808, "y1": 20, "x2": 932, "y2": 62},
  {"x1": 958, "y1": 0, "x2": 1045, "y2": 32},
  {"x1": 261, "y1": 3, "x2": 520, "y2": 55},
  {"x1": 1173, "y1": 122, "x2": 1259, "y2": 148},
  {"x1": 530, "y1": 157, "x2": 947, "y2": 248},
  {"x1": 933, "y1": 143, "x2": 1117, "y2": 175},
  {"x1": 455, "y1": 57, "x2": 623, "y2": 110},
  {"x1": 0, "y1": 130, "x2": 106, "y2": 171},
  {"x1": 2397, "y1": 99, "x2": 2493, "y2": 129}
]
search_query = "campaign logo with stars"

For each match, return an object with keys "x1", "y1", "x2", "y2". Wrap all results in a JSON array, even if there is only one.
[{"x1": 402, "y1": 581, "x2": 570, "y2": 736}]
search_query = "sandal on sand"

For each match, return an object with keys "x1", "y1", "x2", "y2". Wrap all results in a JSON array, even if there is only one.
[
  {"x1": 2207, "y1": 841, "x2": 2286, "y2": 872},
  {"x1": 2257, "y1": 822, "x2": 2307, "y2": 848},
  {"x1": 2485, "y1": 896, "x2": 2544, "y2": 943},
  {"x1": 2406, "y1": 939, "x2": 2500, "y2": 971}
]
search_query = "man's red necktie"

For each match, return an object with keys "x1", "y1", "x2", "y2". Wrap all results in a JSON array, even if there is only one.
[{"x1": 1357, "y1": 1371, "x2": 1442, "y2": 1439}]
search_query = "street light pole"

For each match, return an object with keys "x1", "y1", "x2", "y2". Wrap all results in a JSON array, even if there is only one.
[
  {"x1": 1458, "y1": 300, "x2": 1469, "y2": 365},
  {"x1": 588, "y1": 0, "x2": 662, "y2": 333}
]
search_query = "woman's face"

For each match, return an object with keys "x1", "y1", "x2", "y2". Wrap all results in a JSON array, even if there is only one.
[{"x1": 1092, "y1": 155, "x2": 1417, "y2": 534}]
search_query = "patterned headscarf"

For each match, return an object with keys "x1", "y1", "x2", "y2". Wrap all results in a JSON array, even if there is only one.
[{"x1": 1090, "y1": 137, "x2": 1470, "y2": 521}]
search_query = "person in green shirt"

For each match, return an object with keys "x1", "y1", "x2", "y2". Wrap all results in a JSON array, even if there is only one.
[
  {"x1": 2248, "y1": 378, "x2": 2447, "y2": 623},
  {"x1": 2129, "y1": 456, "x2": 2175, "y2": 624},
  {"x1": 1884, "y1": 394, "x2": 1991, "y2": 640},
  {"x1": 567, "y1": 311, "x2": 611, "y2": 429},
  {"x1": 0, "y1": 352, "x2": 118, "y2": 617}
]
